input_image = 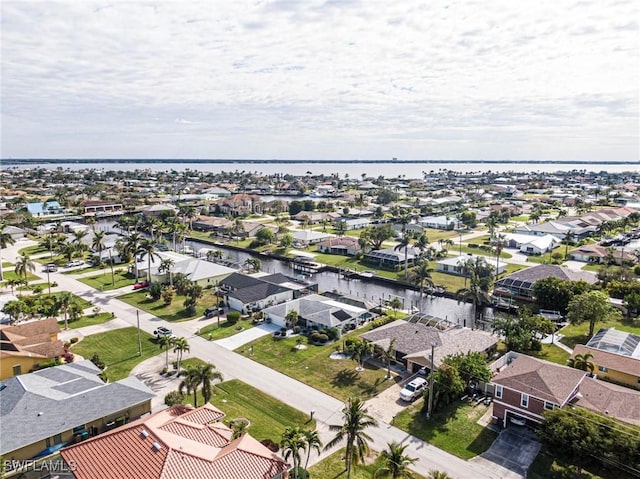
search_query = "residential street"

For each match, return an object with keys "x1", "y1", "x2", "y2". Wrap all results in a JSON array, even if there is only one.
[{"x1": 2, "y1": 240, "x2": 499, "y2": 478}]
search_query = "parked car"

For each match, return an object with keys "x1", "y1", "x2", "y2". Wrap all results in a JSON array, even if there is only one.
[
  {"x1": 65, "y1": 260, "x2": 84, "y2": 268},
  {"x1": 204, "y1": 306, "x2": 224, "y2": 318},
  {"x1": 153, "y1": 326, "x2": 175, "y2": 339},
  {"x1": 46, "y1": 263, "x2": 58, "y2": 272},
  {"x1": 133, "y1": 281, "x2": 149, "y2": 290},
  {"x1": 399, "y1": 377, "x2": 428, "y2": 402}
]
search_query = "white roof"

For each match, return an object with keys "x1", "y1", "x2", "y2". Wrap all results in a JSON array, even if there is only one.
[{"x1": 437, "y1": 254, "x2": 505, "y2": 269}]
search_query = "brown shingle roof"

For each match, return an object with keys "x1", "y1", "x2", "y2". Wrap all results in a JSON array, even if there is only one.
[
  {"x1": 0, "y1": 318, "x2": 64, "y2": 361},
  {"x1": 492, "y1": 354, "x2": 587, "y2": 405},
  {"x1": 571, "y1": 378, "x2": 640, "y2": 426}
]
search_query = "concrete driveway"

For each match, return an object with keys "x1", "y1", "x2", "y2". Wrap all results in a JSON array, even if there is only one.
[{"x1": 471, "y1": 427, "x2": 541, "y2": 479}]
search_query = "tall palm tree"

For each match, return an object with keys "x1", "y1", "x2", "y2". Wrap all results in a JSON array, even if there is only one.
[
  {"x1": 157, "y1": 335, "x2": 175, "y2": 369},
  {"x1": 563, "y1": 230, "x2": 575, "y2": 259},
  {"x1": 91, "y1": 231, "x2": 106, "y2": 269},
  {"x1": 302, "y1": 429, "x2": 323, "y2": 470},
  {"x1": 178, "y1": 367, "x2": 201, "y2": 406},
  {"x1": 414, "y1": 233, "x2": 429, "y2": 259},
  {"x1": 0, "y1": 224, "x2": 16, "y2": 282},
  {"x1": 172, "y1": 337, "x2": 190, "y2": 371},
  {"x1": 409, "y1": 259, "x2": 434, "y2": 297},
  {"x1": 281, "y1": 427, "x2": 307, "y2": 479},
  {"x1": 567, "y1": 353, "x2": 595, "y2": 373},
  {"x1": 191, "y1": 363, "x2": 223, "y2": 404},
  {"x1": 324, "y1": 397, "x2": 378, "y2": 479},
  {"x1": 14, "y1": 253, "x2": 35, "y2": 281},
  {"x1": 350, "y1": 340, "x2": 373, "y2": 372},
  {"x1": 72, "y1": 229, "x2": 89, "y2": 257},
  {"x1": 39, "y1": 234, "x2": 57, "y2": 261},
  {"x1": 374, "y1": 441, "x2": 417, "y2": 479},
  {"x1": 138, "y1": 239, "x2": 161, "y2": 282},
  {"x1": 124, "y1": 232, "x2": 144, "y2": 281},
  {"x1": 456, "y1": 256, "x2": 494, "y2": 322},
  {"x1": 244, "y1": 258, "x2": 261, "y2": 273},
  {"x1": 56, "y1": 291, "x2": 74, "y2": 330},
  {"x1": 490, "y1": 233, "x2": 507, "y2": 280}
]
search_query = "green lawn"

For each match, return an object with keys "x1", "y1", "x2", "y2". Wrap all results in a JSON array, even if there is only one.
[
  {"x1": 62, "y1": 312, "x2": 115, "y2": 330},
  {"x1": 309, "y1": 448, "x2": 427, "y2": 479},
  {"x1": 526, "y1": 251, "x2": 566, "y2": 265},
  {"x1": 429, "y1": 262, "x2": 527, "y2": 293},
  {"x1": 455, "y1": 244, "x2": 512, "y2": 259},
  {"x1": 209, "y1": 379, "x2": 314, "y2": 442},
  {"x1": 527, "y1": 343, "x2": 571, "y2": 365},
  {"x1": 40, "y1": 292, "x2": 92, "y2": 309},
  {"x1": 2, "y1": 261, "x2": 13, "y2": 268},
  {"x1": 18, "y1": 244, "x2": 50, "y2": 256},
  {"x1": 236, "y1": 331, "x2": 396, "y2": 401},
  {"x1": 78, "y1": 270, "x2": 136, "y2": 291},
  {"x1": 392, "y1": 400, "x2": 497, "y2": 460},
  {"x1": 559, "y1": 317, "x2": 640, "y2": 349},
  {"x1": 0, "y1": 270, "x2": 41, "y2": 283},
  {"x1": 422, "y1": 229, "x2": 460, "y2": 243},
  {"x1": 580, "y1": 263, "x2": 603, "y2": 272},
  {"x1": 70, "y1": 327, "x2": 158, "y2": 381},
  {"x1": 198, "y1": 318, "x2": 256, "y2": 340},
  {"x1": 118, "y1": 289, "x2": 219, "y2": 322},
  {"x1": 63, "y1": 264, "x2": 123, "y2": 275}
]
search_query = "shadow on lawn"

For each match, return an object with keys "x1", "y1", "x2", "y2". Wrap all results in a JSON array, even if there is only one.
[{"x1": 332, "y1": 369, "x2": 359, "y2": 387}]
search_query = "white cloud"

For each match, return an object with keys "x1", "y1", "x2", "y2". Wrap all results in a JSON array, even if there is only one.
[{"x1": 1, "y1": 0, "x2": 638, "y2": 160}]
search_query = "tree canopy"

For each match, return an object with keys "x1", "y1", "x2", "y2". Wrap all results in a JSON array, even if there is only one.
[
  {"x1": 492, "y1": 309, "x2": 555, "y2": 352},
  {"x1": 567, "y1": 290, "x2": 622, "y2": 337},
  {"x1": 533, "y1": 277, "x2": 593, "y2": 314}
]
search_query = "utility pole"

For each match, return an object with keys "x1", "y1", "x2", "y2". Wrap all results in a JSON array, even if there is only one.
[
  {"x1": 137, "y1": 309, "x2": 142, "y2": 356},
  {"x1": 427, "y1": 342, "x2": 436, "y2": 418}
]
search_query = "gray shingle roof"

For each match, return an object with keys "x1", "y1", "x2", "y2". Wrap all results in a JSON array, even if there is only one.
[
  {"x1": 496, "y1": 264, "x2": 596, "y2": 286},
  {"x1": 0, "y1": 361, "x2": 154, "y2": 455}
]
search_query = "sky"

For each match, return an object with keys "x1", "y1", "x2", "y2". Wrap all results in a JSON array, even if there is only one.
[{"x1": 1, "y1": 0, "x2": 638, "y2": 161}]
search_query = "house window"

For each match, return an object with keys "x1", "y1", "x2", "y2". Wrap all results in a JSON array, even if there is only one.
[
  {"x1": 495, "y1": 385, "x2": 502, "y2": 399},
  {"x1": 12, "y1": 365, "x2": 22, "y2": 376},
  {"x1": 521, "y1": 394, "x2": 529, "y2": 408},
  {"x1": 544, "y1": 401, "x2": 555, "y2": 411},
  {"x1": 46, "y1": 434, "x2": 63, "y2": 448},
  {"x1": 598, "y1": 366, "x2": 609, "y2": 373}
]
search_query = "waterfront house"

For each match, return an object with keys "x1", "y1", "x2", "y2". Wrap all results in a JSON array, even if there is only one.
[
  {"x1": 216, "y1": 194, "x2": 262, "y2": 216},
  {"x1": 0, "y1": 361, "x2": 153, "y2": 463},
  {"x1": 419, "y1": 215, "x2": 458, "y2": 230},
  {"x1": 338, "y1": 217, "x2": 371, "y2": 230},
  {"x1": 360, "y1": 319, "x2": 498, "y2": 374},
  {"x1": 493, "y1": 264, "x2": 596, "y2": 302},
  {"x1": 0, "y1": 318, "x2": 65, "y2": 380},
  {"x1": 317, "y1": 236, "x2": 361, "y2": 256},
  {"x1": 363, "y1": 247, "x2": 417, "y2": 270},
  {"x1": 81, "y1": 200, "x2": 123, "y2": 214},
  {"x1": 437, "y1": 254, "x2": 506, "y2": 276},
  {"x1": 61, "y1": 403, "x2": 290, "y2": 479},
  {"x1": 291, "y1": 230, "x2": 333, "y2": 246},
  {"x1": 25, "y1": 201, "x2": 65, "y2": 217},
  {"x1": 136, "y1": 252, "x2": 237, "y2": 287}
]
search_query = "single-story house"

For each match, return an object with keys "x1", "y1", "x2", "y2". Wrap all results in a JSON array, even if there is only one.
[
  {"x1": 569, "y1": 244, "x2": 636, "y2": 265},
  {"x1": 503, "y1": 233, "x2": 559, "y2": 255},
  {"x1": 219, "y1": 272, "x2": 316, "y2": 313},
  {"x1": 493, "y1": 264, "x2": 597, "y2": 302},
  {"x1": 317, "y1": 237, "x2": 361, "y2": 256},
  {"x1": 262, "y1": 294, "x2": 370, "y2": 331},
  {"x1": 136, "y1": 252, "x2": 237, "y2": 287},
  {"x1": 437, "y1": 254, "x2": 506, "y2": 276},
  {"x1": 293, "y1": 211, "x2": 339, "y2": 224},
  {"x1": 0, "y1": 360, "x2": 153, "y2": 462},
  {"x1": 364, "y1": 247, "x2": 418, "y2": 269},
  {"x1": 291, "y1": 230, "x2": 334, "y2": 246},
  {"x1": 571, "y1": 328, "x2": 640, "y2": 389},
  {"x1": 419, "y1": 215, "x2": 458, "y2": 230},
  {"x1": 141, "y1": 203, "x2": 178, "y2": 218},
  {"x1": 60, "y1": 404, "x2": 290, "y2": 479},
  {"x1": 360, "y1": 320, "x2": 498, "y2": 374},
  {"x1": 338, "y1": 218, "x2": 371, "y2": 230},
  {"x1": 1, "y1": 225, "x2": 27, "y2": 240},
  {"x1": 192, "y1": 216, "x2": 234, "y2": 233}
]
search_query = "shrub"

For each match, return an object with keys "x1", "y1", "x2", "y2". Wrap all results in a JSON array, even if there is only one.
[
  {"x1": 161, "y1": 285, "x2": 175, "y2": 305},
  {"x1": 468, "y1": 243, "x2": 478, "y2": 248},
  {"x1": 90, "y1": 353, "x2": 105, "y2": 370},
  {"x1": 69, "y1": 337, "x2": 79, "y2": 344},
  {"x1": 311, "y1": 332, "x2": 329, "y2": 343},
  {"x1": 293, "y1": 325, "x2": 301, "y2": 334},
  {"x1": 227, "y1": 311, "x2": 241, "y2": 324},
  {"x1": 327, "y1": 327, "x2": 340, "y2": 340},
  {"x1": 260, "y1": 438, "x2": 280, "y2": 452},
  {"x1": 63, "y1": 350, "x2": 75, "y2": 363},
  {"x1": 634, "y1": 265, "x2": 640, "y2": 276},
  {"x1": 370, "y1": 316, "x2": 395, "y2": 329},
  {"x1": 149, "y1": 281, "x2": 163, "y2": 301},
  {"x1": 164, "y1": 391, "x2": 185, "y2": 406}
]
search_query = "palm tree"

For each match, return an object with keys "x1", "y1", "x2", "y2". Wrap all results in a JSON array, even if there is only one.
[
  {"x1": 158, "y1": 258, "x2": 175, "y2": 285},
  {"x1": 56, "y1": 291, "x2": 74, "y2": 330},
  {"x1": 490, "y1": 233, "x2": 507, "y2": 280},
  {"x1": 72, "y1": 229, "x2": 89, "y2": 257},
  {"x1": 456, "y1": 256, "x2": 494, "y2": 322},
  {"x1": 229, "y1": 419, "x2": 249, "y2": 440},
  {"x1": 157, "y1": 335, "x2": 175, "y2": 370},
  {"x1": 91, "y1": 231, "x2": 106, "y2": 269},
  {"x1": 302, "y1": 429, "x2": 323, "y2": 470},
  {"x1": 567, "y1": 353, "x2": 595, "y2": 373},
  {"x1": 14, "y1": 253, "x2": 35, "y2": 282},
  {"x1": 124, "y1": 232, "x2": 144, "y2": 281},
  {"x1": 0, "y1": 224, "x2": 16, "y2": 282},
  {"x1": 138, "y1": 239, "x2": 161, "y2": 282},
  {"x1": 281, "y1": 427, "x2": 307, "y2": 479},
  {"x1": 563, "y1": 230, "x2": 575, "y2": 259},
  {"x1": 244, "y1": 258, "x2": 261, "y2": 273},
  {"x1": 39, "y1": 234, "x2": 57, "y2": 261},
  {"x1": 181, "y1": 363, "x2": 223, "y2": 406},
  {"x1": 409, "y1": 259, "x2": 434, "y2": 297},
  {"x1": 414, "y1": 233, "x2": 429, "y2": 259},
  {"x1": 324, "y1": 397, "x2": 378, "y2": 479},
  {"x1": 374, "y1": 441, "x2": 417, "y2": 479},
  {"x1": 178, "y1": 367, "x2": 200, "y2": 406},
  {"x1": 350, "y1": 340, "x2": 373, "y2": 372},
  {"x1": 173, "y1": 337, "x2": 189, "y2": 371},
  {"x1": 375, "y1": 338, "x2": 397, "y2": 380}
]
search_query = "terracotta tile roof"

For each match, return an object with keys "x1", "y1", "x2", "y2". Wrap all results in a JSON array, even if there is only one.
[
  {"x1": 573, "y1": 344, "x2": 640, "y2": 377},
  {"x1": 61, "y1": 404, "x2": 290, "y2": 479},
  {"x1": 571, "y1": 377, "x2": 640, "y2": 426},
  {"x1": 492, "y1": 354, "x2": 587, "y2": 405}
]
